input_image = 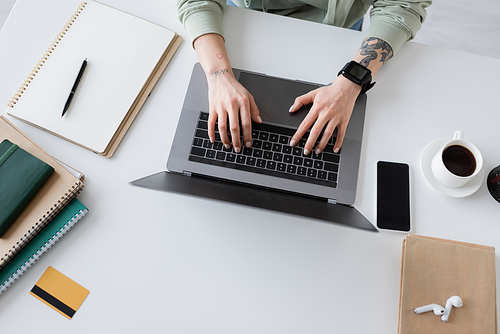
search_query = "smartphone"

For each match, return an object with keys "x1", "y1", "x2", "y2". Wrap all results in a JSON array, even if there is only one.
[{"x1": 377, "y1": 161, "x2": 411, "y2": 232}]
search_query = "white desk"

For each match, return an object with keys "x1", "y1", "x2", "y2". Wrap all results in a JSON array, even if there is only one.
[{"x1": 0, "y1": 0, "x2": 499, "y2": 332}]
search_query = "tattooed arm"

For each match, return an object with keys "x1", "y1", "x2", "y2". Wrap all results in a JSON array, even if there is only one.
[
  {"x1": 356, "y1": 37, "x2": 394, "y2": 75},
  {"x1": 289, "y1": 37, "x2": 393, "y2": 155},
  {"x1": 194, "y1": 33, "x2": 261, "y2": 152}
]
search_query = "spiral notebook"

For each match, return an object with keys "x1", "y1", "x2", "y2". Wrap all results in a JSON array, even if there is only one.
[
  {"x1": 6, "y1": 1, "x2": 182, "y2": 157},
  {"x1": 0, "y1": 198, "x2": 88, "y2": 295},
  {"x1": 0, "y1": 116, "x2": 84, "y2": 268}
]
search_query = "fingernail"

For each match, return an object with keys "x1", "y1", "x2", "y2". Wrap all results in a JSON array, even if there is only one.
[
  {"x1": 304, "y1": 148, "x2": 310, "y2": 155},
  {"x1": 315, "y1": 149, "x2": 321, "y2": 155},
  {"x1": 245, "y1": 142, "x2": 251, "y2": 148},
  {"x1": 234, "y1": 147, "x2": 241, "y2": 153},
  {"x1": 290, "y1": 139, "x2": 296, "y2": 146},
  {"x1": 209, "y1": 136, "x2": 214, "y2": 143},
  {"x1": 225, "y1": 144, "x2": 231, "y2": 149},
  {"x1": 334, "y1": 147, "x2": 339, "y2": 153},
  {"x1": 289, "y1": 104, "x2": 294, "y2": 112},
  {"x1": 257, "y1": 116, "x2": 262, "y2": 123}
]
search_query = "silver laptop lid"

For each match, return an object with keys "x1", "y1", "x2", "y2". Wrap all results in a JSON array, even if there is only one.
[{"x1": 167, "y1": 63, "x2": 366, "y2": 205}]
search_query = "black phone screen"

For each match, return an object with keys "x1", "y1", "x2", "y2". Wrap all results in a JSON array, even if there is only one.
[{"x1": 377, "y1": 161, "x2": 411, "y2": 232}]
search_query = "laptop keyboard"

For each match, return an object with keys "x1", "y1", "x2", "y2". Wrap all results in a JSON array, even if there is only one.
[{"x1": 189, "y1": 112, "x2": 340, "y2": 188}]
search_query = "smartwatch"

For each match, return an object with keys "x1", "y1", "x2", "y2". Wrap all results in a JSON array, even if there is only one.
[{"x1": 337, "y1": 60, "x2": 375, "y2": 94}]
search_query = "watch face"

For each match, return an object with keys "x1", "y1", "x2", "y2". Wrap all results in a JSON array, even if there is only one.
[
  {"x1": 338, "y1": 61, "x2": 374, "y2": 94},
  {"x1": 346, "y1": 62, "x2": 370, "y2": 81}
]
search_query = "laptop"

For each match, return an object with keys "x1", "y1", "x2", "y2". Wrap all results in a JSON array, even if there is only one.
[{"x1": 132, "y1": 63, "x2": 376, "y2": 232}]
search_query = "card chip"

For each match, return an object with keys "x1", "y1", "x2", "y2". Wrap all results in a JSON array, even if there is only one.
[{"x1": 30, "y1": 266, "x2": 89, "y2": 319}]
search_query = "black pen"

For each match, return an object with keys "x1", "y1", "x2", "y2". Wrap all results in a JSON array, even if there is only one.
[{"x1": 62, "y1": 58, "x2": 88, "y2": 118}]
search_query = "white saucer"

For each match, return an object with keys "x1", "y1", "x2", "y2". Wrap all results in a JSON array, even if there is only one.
[{"x1": 420, "y1": 139, "x2": 484, "y2": 197}]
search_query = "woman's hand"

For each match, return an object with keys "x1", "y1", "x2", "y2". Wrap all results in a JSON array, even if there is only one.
[
  {"x1": 288, "y1": 37, "x2": 394, "y2": 155},
  {"x1": 206, "y1": 72, "x2": 261, "y2": 152},
  {"x1": 288, "y1": 75, "x2": 362, "y2": 155},
  {"x1": 193, "y1": 33, "x2": 261, "y2": 152}
]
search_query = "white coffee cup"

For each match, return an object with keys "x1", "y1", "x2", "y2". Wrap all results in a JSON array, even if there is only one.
[{"x1": 431, "y1": 131, "x2": 483, "y2": 188}]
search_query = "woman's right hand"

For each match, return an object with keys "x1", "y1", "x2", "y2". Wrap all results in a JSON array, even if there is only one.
[
  {"x1": 194, "y1": 33, "x2": 261, "y2": 152},
  {"x1": 206, "y1": 70, "x2": 261, "y2": 152}
]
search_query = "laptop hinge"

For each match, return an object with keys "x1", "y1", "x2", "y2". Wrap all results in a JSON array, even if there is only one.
[
  {"x1": 182, "y1": 171, "x2": 192, "y2": 177},
  {"x1": 327, "y1": 199, "x2": 337, "y2": 205}
]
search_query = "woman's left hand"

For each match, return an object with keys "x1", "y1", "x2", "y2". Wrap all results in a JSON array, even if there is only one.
[{"x1": 289, "y1": 75, "x2": 362, "y2": 155}]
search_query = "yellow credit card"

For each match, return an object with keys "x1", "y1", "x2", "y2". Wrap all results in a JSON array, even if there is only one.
[{"x1": 30, "y1": 266, "x2": 89, "y2": 319}]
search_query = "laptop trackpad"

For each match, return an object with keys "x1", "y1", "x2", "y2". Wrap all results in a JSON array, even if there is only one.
[{"x1": 238, "y1": 72, "x2": 321, "y2": 128}]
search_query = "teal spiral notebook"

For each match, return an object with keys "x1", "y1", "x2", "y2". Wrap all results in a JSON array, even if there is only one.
[{"x1": 0, "y1": 198, "x2": 88, "y2": 295}]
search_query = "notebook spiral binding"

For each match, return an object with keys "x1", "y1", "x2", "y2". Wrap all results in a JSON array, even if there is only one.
[
  {"x1": 6, "y1": 1, "x2": 88, "y2": 108},
  {"x1": 0, "y1": 208, "x2": 88, "y2": 295},
  {"x1": 0, "y1": 183, "x2": 83, "y2": 266}
]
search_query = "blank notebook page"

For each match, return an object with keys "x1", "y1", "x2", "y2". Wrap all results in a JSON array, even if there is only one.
[{"x1": 8, "y1": 1, "x2": 175, "y2": 153}]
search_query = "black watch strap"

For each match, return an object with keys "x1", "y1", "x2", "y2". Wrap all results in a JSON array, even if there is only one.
[
  {"x1": 337, "y1": 61, "x2": 375, "y2": 95},
  {"x1": 359, "y1": 78, "x2": 375, "y2": 95}
]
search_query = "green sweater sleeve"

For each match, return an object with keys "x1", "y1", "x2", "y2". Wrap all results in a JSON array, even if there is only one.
[
  {"x1": 176, "y1": 0, "x2": 432, "y2": 54},
  {"x1": 366, "y1": 0, "x2": 432, "y2": 54},
  {"x1": 177, "y1": 0, "x2": 226, "y2": 47}
]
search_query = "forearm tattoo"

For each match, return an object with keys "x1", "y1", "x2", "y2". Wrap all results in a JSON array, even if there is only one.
[
  {"x1": 212, "y1": 69, "x2": 229, "y2": 77},
  {"x1": 358, "y1": 37, "x2": 394, "y2": 67}
]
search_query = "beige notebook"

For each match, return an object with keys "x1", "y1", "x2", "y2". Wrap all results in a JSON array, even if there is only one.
[
  {"x1": 0, "y1": 116, "x2": 84, "y2": 268},
  {"x1": 6, "y1": 1, "x2": 182, "y2": 158},
  {"x1": 399, "y1": 234, "x2": 497, "y2": 334}
]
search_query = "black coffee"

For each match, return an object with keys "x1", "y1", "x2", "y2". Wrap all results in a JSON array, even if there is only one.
[{"x1": 442, "y1": 145, "x2": 476, "y2": 177}]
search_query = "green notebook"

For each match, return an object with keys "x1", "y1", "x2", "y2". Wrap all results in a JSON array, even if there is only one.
[
  {"x1": 0, "y1": 198, "x2": 88, "y2": 295},
  {"x1": 0, "y1": 139, "x2": 55, "y2": 237}
]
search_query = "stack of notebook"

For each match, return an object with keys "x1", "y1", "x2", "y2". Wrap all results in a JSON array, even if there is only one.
[{"x1": 0, "y1": 116, "x2": 88, "y2": 295}]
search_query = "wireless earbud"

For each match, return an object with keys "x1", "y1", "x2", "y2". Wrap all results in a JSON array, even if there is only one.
[
  {"x1": 413, "y1": 303, "x2": 445, "y2": 315},
  {"x1": 441, "y1": 296, "x2": 463, "y2": 322}
]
